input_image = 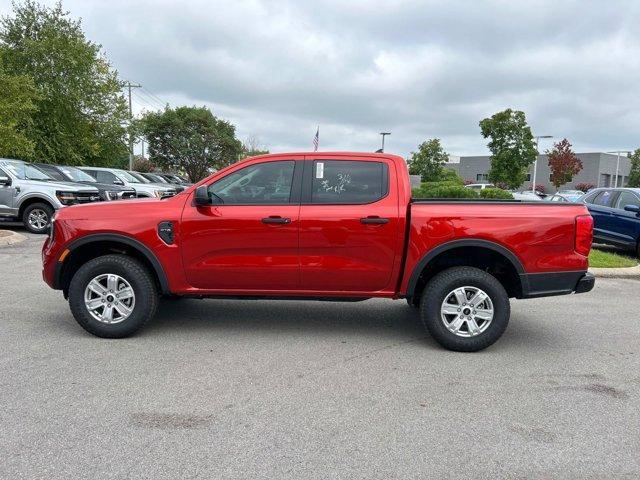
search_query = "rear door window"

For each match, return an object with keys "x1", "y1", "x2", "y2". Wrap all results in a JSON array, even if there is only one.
[
  {"x1": 592, "y1": 190, "x2": 615, "y2": 207},
  {"x1": 310, "y1": 160, "x2": 388, "y2": 204}
]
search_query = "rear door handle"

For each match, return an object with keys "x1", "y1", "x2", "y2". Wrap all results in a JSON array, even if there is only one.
[
  {"x1": 262, "y1": 216, "x2": 291, "y2": 224},
  {"x1": 360, "y1": 216, "x2": 389, "y2": 225}
]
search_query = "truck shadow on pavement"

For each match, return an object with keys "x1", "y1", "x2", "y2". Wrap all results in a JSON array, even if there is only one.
[{"x1": 127, "y1": 297, "x2": 553, "y2": 351}]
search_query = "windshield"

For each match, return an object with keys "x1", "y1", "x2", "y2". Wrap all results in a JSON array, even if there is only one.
[
  {"x1": 115, "y1": 170, "x2": 142, "y2": 183},
  {"x1": 130, "y1": 172, "x2": 151, "y2": 183},
  {"x1": 146, "y1": 173, "x2": 167, "y2": 183},
  {"x1": 0, "y1": 160, "x2": 53, "y2": 180},
  {"x1": 59, "y1": 166, "x2": 96, "y2": 182}
]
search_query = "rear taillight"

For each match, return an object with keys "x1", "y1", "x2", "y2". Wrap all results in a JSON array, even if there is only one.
[{"x1": 575, "y1": 214, "x2": 593, "y2": 256}]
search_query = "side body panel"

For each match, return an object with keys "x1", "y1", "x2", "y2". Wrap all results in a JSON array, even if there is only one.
[{"x1": 399, "y1": 202, "x2": 591, "y2": 295}]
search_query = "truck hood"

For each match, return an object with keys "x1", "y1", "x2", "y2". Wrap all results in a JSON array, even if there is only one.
[
  {"x1": 24, "y1": 179, "x2": 99, "y2": 192},
  {"x1": 74, "y1": 181, "x2": 135, "y2": 192},
  {"x1": 55, "y1": 196, "x2": 166, "y2": 219}
]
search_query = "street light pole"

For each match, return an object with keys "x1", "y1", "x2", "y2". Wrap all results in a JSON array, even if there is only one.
[
  {"x1": 532, "y1": 135, "x2": 553, "y2": 193},
  {"x1": 379, "y1": 132, "x2": 391, "y2": 152}
]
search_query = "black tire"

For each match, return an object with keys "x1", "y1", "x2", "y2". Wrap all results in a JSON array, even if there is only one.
[
  {"x1": 419, "y1": 267, "x2": 510, "y2": 352},
  {"x1": 68, "y1": 254, "x2": 158, "y2": 338},
  {"x1": 406, "y1": 297, "x2": 419, "y2": 308},
  {"x1": 22, "y1": 202, "x2": 54, "y2": 234}
]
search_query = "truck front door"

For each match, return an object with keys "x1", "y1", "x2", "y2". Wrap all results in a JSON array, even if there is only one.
[
  {"x1": 298, "y1": 157, "x2": 401, "y2": 293},
  {"x1": 181, "y1": 158, "x2": 302, "y2": 291},
  {"x1": 0, "y1": 167, "x2": 16, "y2": 216}
]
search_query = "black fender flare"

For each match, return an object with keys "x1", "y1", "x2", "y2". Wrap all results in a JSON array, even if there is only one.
[
  {"x1": 405, "y1": 239, "x2": 525, "y2": 298},
  {"x1": 56, "y1": 233, "x2": 170, "y2": 295}
]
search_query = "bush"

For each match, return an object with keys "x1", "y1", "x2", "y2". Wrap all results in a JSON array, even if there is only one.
[
  {"x1": 575, "y1": 182, "x2": 595, "y2": 193},
  {"x1": 479, "y1": 188, "x2": 514, "y2": 199},
  {"x1": 132, "y1": 156, "x2": 155, "y2": 173},
  {"x1": 413, "y1": 184, "x2": 479, "y2": 199}
]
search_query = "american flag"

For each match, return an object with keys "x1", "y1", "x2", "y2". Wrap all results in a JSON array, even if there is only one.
[{"x1": 313, "y1": 126, "x2": 319, "y2": 151}]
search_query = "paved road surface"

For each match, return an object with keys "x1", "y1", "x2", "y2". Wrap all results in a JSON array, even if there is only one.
[{"x1": 1, "y1": 230, "x2": 638, "y2": 479}]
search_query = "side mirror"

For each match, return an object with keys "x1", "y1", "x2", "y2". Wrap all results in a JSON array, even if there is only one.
[
  {"x1": 113, "y1": 179, "x2": 124, "y2": 186},
  {"x1": 194, "y1": 185, "x2": 210, "y2": 206},
  {"x1": 0, "y1": 175, "x2": 11, "y2": 186},
  {"x1": 624, "y1": 204, "x2": 640, "y2": 214}
]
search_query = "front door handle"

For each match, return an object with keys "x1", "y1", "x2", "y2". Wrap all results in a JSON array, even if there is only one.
[
  {"x1": 360, "y1": 216, "x2": 389, "y2": 225},
  {"x1": 262, "y1": 216, "x2": 291, "y2": 224}
]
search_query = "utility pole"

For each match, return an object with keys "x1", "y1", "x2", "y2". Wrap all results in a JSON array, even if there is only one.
[
  {"x1": 124, "y1": 81, "x2": 141, "y2": 170},
  {"x1": 606, "y1": 150, "x2": 632, "y2": 187},
  {"x1": 532, "y1": 135, "x2": 553, "y2": 193},
  {"x1": 379, "y1": 132, "x2": 391, "y2": 152}
]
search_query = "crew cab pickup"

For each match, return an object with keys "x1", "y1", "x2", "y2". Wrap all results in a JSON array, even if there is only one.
[{"x1": 42, "y1": 152, "x2": 595, "y2": 351}]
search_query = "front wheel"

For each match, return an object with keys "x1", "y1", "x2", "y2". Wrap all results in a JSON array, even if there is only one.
[
  {"x1": 419, "y1": 267, "x2": 510, "y2": 352},
  {"x1": 22, "y1": 202, "x2": 53, "y2": 234},
  {"x1": 68, "y1": 254, "x2": 158, "y2": 338}
]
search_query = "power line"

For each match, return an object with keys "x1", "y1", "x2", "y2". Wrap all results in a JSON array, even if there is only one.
[
  {"x1": 141, "y1": 86, "x2": 168, "y2": 108},
  {"x1": 132, "y1": 90, "x2": 163, "y2": 111}
]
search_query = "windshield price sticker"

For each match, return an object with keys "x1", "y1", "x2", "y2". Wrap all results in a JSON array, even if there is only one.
[{"x1": 316, "y1": 162, "x2": 324, "y2": 179}]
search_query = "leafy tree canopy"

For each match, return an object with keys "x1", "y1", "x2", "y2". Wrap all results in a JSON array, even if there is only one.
[
  {"x1": 547, "y1": 138, "x2": 582, "y2": 189},
  {"x1": 407, "y1": 138, "x2": 449, "y2": 182},
  {"x1": 0, "y1": 52, "x2": 39, "y2": 158},
  {"x1": 628, "y1": 149, "x2": 640, "y2": 188},
  {"x1": 139, "y1": 105, "x2": 242, "y2": 182},
  {"x1": 0, "y1": 0, "x2": 128, "y2": 165},
  {"x1": 479, "y1": 109, "x2": 537, "y2": 189}
]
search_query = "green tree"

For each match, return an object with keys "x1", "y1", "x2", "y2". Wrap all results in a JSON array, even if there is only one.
[
  {"x1": 0, "y1": 0, "x2": 128, "y2": 165},
  {"x1": 547, "y1": 138, "x2": 582, "y2": 189},
  {"x1": 407, "y1": 138, "x2": 449, "y2": 182},
  {"x1": 0, "y1": 53, "x2": 39, "y2": 158},
  {"x1": 628, "y1": 149, "x2": 640, "y2": 188},
  {"x1": 479, "y1": 109, "x2": 537, "y2": 189},
  {"x1": 140, "y1": 106, "x2": 242, "y2": 182}
]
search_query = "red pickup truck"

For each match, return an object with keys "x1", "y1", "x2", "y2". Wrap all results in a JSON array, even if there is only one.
[{"x1": 42, "y1": 152, "x2": 594, "y2": 351}]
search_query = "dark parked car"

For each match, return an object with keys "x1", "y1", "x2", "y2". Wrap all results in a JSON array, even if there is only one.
[
  {"x1": 138, "y1": 172, "x2": 185, "y2": 193},
  {"x1": 34, "y1": 164, "x2": 137, "y2": 201},
  {"x1": 581, "y1": 187, "x2": 640, "y2": 257},
  {"x1": 157, "y1": 173, "x2": 193, "y2": 187}
]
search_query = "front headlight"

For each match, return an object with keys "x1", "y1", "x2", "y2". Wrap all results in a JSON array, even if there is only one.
[
  {"x1": 106, "y1": 190, "x2": 119, "y2": 201},
  {"x1": 154, "y1": 189, "x2": 164, "y2": 198},
  {"x1": 56, "y1": 191, "x2": 78, "y2": 205}
]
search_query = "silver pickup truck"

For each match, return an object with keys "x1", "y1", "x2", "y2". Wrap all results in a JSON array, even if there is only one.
[{"x1": 0, "y1": 158, "x2": 101, "y2": 233}]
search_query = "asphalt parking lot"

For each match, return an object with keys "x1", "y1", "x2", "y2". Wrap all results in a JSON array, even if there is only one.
[{"x1": 1, "y1": 229, "x2": 639, "y2": 479}]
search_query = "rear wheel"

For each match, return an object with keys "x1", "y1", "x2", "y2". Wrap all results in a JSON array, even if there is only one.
[
  {"x1": 419, "y1": 267, "x2": 510, "y2": 352},
  {"x1": 22, "y1": 202, "x2": 53, "y2": 234},
  {"x1": 68, "y1": 254, "x2": 158, "y2": 338}
]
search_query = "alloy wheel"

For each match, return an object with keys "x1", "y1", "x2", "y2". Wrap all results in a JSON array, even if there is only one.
[
  {"x1": 440, "y1": 286, "x2": 494, "y2": 337},
  {"x1": 84, "y1": 274, "x2": 135, "y2": 324}
]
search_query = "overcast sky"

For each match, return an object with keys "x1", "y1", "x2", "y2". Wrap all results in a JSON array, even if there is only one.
[{"x1": 2, "y1": 0, "x2": 639, "y2": 157}]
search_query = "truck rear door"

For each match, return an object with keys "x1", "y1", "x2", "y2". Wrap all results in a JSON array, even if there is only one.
[{"x1": 298, "y1": 156, "x2": 401, "y2": 292}]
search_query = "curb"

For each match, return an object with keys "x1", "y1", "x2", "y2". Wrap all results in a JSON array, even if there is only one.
[
  {"x1": 589, "y1": 265, "x2": 640, "y2": 279},
  {"x1": 0, "y1": 230, "x2": 27, "y2": 247}
]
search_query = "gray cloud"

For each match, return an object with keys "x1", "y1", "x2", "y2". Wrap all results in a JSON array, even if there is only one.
[{"x1": 3, "y1": 0, "x2": 639, "y2": 156}]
